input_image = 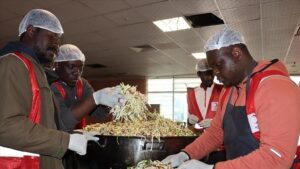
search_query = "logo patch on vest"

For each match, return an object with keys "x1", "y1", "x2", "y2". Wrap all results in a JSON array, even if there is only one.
[
  {"x1": 247, "y1": 113, "x2": 259, "y2": 133},
  {"x1": 211, "y1": 102, "x2": 218, "y2": 111}
]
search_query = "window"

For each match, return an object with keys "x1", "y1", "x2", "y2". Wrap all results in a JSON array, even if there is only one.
[
  {"x1": 290, "y1": 76, "x2": 300, "y2": 86},
  {"x1": 147, "y1": 78, "x2": 200, "y2": 122},
  {"x1": 147, "y1": 75, "x2": 300, "y2": 122}
]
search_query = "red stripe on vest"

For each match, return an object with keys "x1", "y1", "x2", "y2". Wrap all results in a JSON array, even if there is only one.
[
  {"x1": 14, "y1": 52, "x2": 41, "y2": 124},
  {"x1": 246, "y1": 70, "x2": 288, "y2": 140},
  {"x1": 187, "y1": 85, "x2": 222, "y2": 121},
  {"x1": 0, "y1": 52, "x2": 41, "y2": 169},
  {"x1": 206, "y1": 84, "x2": 222, "y2": 119},
  {"x1": 53, "y1": 82, "x2": 66, "y2": 99},
  {"x1": 75, "y1": 80, "x2": 86, "y2": 128},
  {"x1": 54, "y1": 79, "x2": 86, "y2": 129}
]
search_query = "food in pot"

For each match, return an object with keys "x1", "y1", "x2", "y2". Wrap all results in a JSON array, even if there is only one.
[
  {"x1": 82, "y1": 83, "x2": 195, "y2": 138},
  {"x1": 128, "y1": 160, "x2": 172, "y2": 169},
  {"x1": 83, "y1": 113, "x2": 195, "y2": 138},
  {"x1": 110, "y1": 83, "x2": 148, "y2": 122}
]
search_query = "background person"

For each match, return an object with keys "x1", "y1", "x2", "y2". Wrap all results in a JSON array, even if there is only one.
[
  {"x1": 187, "y1": 58, "x2": 223, "y2": 129},
  {"x1": 0, "y1": 9, "x2": 97, "y2": 169},
  {"x1": 187, "y1": 58, "x2": 224, "y2": 164},
  {"x1": 51, "y1": 44, "x2": 123, "y2": 132},
  {"x1": 163, "y1": 28, "x2": 300, "y2": 169}
]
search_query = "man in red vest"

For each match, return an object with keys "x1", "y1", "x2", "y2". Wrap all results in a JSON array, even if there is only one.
[
  {"x1": 51, "y1": 44, "x2": 124, "y2": 169},
  {"x1": 187, "y1": 58, "x2": 223, "y2": 129},
  {"x1": 51, "y1": 44, "x2": 123, "y2": 132},
  {"x1": 187, "y1": 58, "x2": 224, "y2": 164},
  {"x1": 163, "y1": 28, "x2": 300, "y2": 169},
  {"x1": 0, "y1": 9, "x2": 98, "y2": 169}
]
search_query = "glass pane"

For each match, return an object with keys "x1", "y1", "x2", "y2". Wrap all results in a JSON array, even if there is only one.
[
  {"x1": 173, "y1": 93, "x2": 188, "y2": 122},
  {"x1": 148, "y1": 79, "x2": 173, "y2": 92},
  {"x1": 174, "y1": 78, "x2": 200, "y2": 91},
  {"x1": 147, "y1": 93, "x2": 173, "y2": 120},
  {"x1": 290, "y1": 76, "x2": 300, "y2": 86}
]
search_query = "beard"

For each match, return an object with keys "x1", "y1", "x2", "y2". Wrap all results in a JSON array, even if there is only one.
[
  {"x1": 36, "y1": 51, "x2": 55, "y2": 64},
  {"x1": 34, "y1": 46, "x2": 57, "y2": 64}
]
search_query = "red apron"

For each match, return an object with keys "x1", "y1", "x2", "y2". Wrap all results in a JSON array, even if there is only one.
[
  {"x1": 53, "y1": 79, "x2": 86, "y2": 129},
  {"x1": 0, "y1": 52, "x2": 40, "y2": 169}
]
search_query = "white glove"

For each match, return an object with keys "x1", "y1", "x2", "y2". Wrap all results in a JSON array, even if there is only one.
[
  {"x1": 162, "y1": 152, "x2": 189, "y2": 168},
  {"x1": 82, "y1": 131, "x2": 99, "y2": 137},
  {"x1": 178, "y1": 159, "x2": 214, "y2": 169},
  {"x1": 198, "y1": 119, "x2": 212, "y2": 128},
  {"x1": 68, "y1": 133, "x2": 99, "y2": 155},
  {"x1": 188, "y1": 114, "x2": 199, "y2": 125},
  {"x1": 93, "y1": 87, "x2": 125, "y2": 107}
]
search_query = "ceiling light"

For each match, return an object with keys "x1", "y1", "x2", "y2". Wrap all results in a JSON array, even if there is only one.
[
  {"x1": 153, "y1": 17, "x2": 191, "y2": 32},
  {"x1": 192, "y1": 52, "x2": 206, "y2": 59}
]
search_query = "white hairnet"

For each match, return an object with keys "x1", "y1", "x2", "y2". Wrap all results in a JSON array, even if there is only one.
[
  {"x1": 204, "y1": 27, "x2": 245, "y2": 52},
  {"x1": 55, "y1": 44, "x2": 86, "y2": 62},
  {"x1": 19, "y1": 9, "x2": 63, "y2": 36},
  {"x1": 195, "y1": 59, "x2": 212, "y2": 72}
]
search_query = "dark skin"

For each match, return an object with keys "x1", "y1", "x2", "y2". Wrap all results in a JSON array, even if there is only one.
[
  {"x1": 54, "y1": 60, "x2": 100, "y2": 121},
  {"x1": 206, "y1": 44, "x2": 257, "y2": 87},
  {"x1": 21, "y1": 25, "x2": 60, "y2": 64},
  {"x1": 54, "y1": 60, "x2": 84, "y2": 87},
  {"x1": 197, "y1": 69, "x2": 214, "y2": 90}
]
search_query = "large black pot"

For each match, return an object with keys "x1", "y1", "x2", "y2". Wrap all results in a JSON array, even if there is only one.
[{"x1": 66, "y1": 135, "x2": 197, "y2": 169}]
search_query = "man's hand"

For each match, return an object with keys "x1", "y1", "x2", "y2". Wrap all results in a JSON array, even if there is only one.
[
  {"x1": 93, "y1": 87, "x2": 125, "y2": 107},
  {"x1": 162, "y1": 152, "x2": 189, "y2": 168},
  {"x1": 68, "y1": 133, "x2": 99, "y2": 155},
  {"x1": 199, "y1": 119, "x2": 212, "y2": 128},
  {"x1": 188, "y1": 114, "x2": 199, "y2": 125},
  {"x1": 177, "y1": 159, "x2": 214, "y2": 169}
]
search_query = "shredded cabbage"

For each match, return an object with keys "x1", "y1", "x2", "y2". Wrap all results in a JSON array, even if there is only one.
[
  {"x1": 128, "y1": 160, "x2": 172, "y2": 169},
  {"x1": 82, "y1": 83, "x2": 195, "y2": 138}
]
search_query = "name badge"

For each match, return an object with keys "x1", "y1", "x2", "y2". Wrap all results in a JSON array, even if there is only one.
[{"x1": 211, "y1": 102, "x2": 218, "y2": 111}]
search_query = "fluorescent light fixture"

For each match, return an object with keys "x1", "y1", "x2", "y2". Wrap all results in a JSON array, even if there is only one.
[
  {"x1": 192, "y1": 52, "x2": 206, "y2": 59},
  {"x1": 153, "y1": 17, "x2": 191, "y2": 32}
]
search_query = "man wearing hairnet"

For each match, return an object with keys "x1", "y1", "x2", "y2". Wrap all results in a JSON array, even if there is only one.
[
  {"x1": 163, "y1": 28, "x2": 300, "y2": 169},
  {"x1": 51, "y1": 44, "x2": 124, "y2": 132},
  {"x1": 187, "y1": 58, "x2": 224, "y2": 164},
  {"x1": 187, "y1": 59, "x2": 223, "y2": 129},
  {"x1": 0, "y1": 9, "x2": 98, "y2": 169},
  {"x1": 50, "y1": 44, "x2": 124, "y2": 168}
]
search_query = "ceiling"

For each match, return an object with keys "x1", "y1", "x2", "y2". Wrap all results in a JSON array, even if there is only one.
[{"x1": 0, "y1": 0, "x2": 300, "y2": 79}]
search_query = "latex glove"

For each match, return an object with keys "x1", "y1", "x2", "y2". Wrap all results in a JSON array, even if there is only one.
[
  {"x1": 162, "y1": 152, "x2": 189, "y2": 168},
  {"x1": 199, "y1": 119, "x2": 212, "y2": 128},
  {"x1": 178, "y1": 159, "x2": 214, "y2": 169},
  {"x1": 188, "y1": 114, "x2": 199, "y2": 125},
  {"x1": 82, "y1": 131, "x2": 99, "y2": 137},
  {"x1": 68, "y1": 133, "x2": 99, "y2": 155},
  {"x1": 93, "y1": 87, "x2": 125, "y2": 107}
]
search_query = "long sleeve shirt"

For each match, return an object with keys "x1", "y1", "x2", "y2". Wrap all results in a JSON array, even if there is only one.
[
  {"x1": 51, "y1": 78, "x2": 109, "y2": 132},
  {"x1": 0, "y1": 44, "x2": 69, "y2": 169},
  {"x1": 183, "y1": 60, "x2": 300, "y2": 169}
]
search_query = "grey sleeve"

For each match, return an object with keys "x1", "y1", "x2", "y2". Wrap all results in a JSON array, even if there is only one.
[
  {"x1": 90, "y1": 106, "x2": 109, "y2": 120},
  {"x1": 50, "y1": 84, "x2": 79, "y2": 133},
  {"x1": 81, "y1": 79, "x2": 109, "y2": 120}
]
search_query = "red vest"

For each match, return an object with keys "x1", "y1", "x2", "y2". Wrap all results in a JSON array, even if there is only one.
[
  {"x1": 53, "y1": 80, "x2": 86, "y2": 129},
  {"x1": 0, "y1": 52, "x2": 40, "y2": 169},
  {"x1": 187, "y1": 84, "x2": 223, "y2": 121}
]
